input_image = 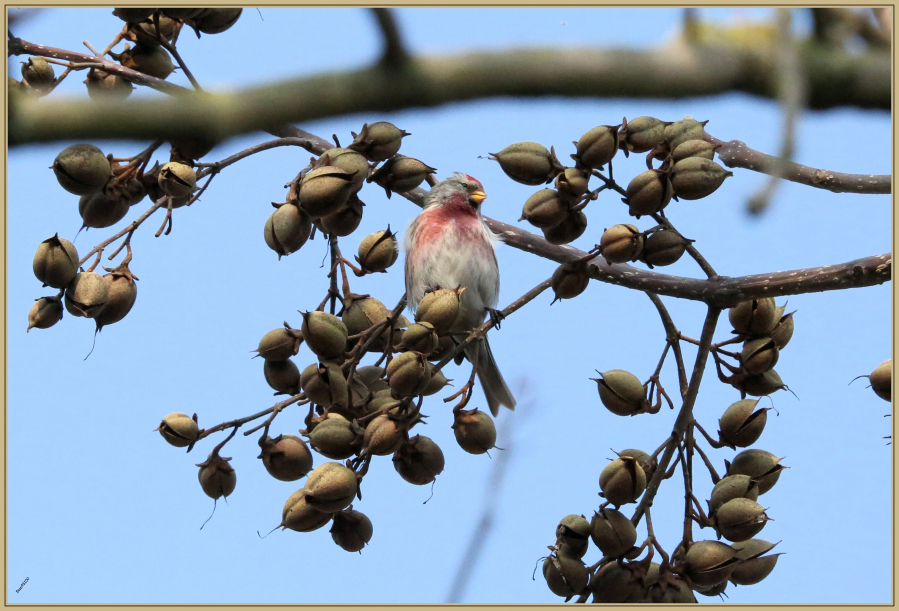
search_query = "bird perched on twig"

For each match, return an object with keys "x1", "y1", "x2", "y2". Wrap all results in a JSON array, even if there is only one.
[{"x1": 404, "y1": 172, "x2": 516, "y2": 416}]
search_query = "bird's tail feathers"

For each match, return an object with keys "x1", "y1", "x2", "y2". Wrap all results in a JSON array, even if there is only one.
[{"x1": 469, "y1": 338, "x2": 516, "y2": 417}]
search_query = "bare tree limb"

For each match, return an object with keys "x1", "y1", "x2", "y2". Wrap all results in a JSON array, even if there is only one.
[{"x1": 369, "y1": 8, "x2": 409, "y2": 68}]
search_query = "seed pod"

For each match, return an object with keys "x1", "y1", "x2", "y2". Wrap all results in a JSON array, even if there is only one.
[
  {"x1": 519, "y1": 189, "x2": 569, "y2": 229},
  {"x1": 726, "y1": 449, "x2": 785, "y2": 494},
  {"x1": 369, "y1": 155, "x2": 436, "y2": 196},
  {"x1": 729, "y1": 298, "x2": 778, "y2": 337},
  {"x1": 307, "y1": 414, "x2": 359, "y2": 460},
  {"x1": 591, "y1": 561, "x2": 643, "y2": 603},
  {"x1": 708, "y1": 474, "x2": 760, "y2": 517},
  {"x1": 555, "y1": 168, "x2": 590, "y2": 199},
  {"x1": 421, "y1": 367, "x2": 450, "y2": 396},
  {"x1": 646, "y1": 576, "x2": 696, "y2": 603},
  {"x1": 428, "y1": 336, "x2": 456, "y2": 363},
  {"x1": 624, "y1": 116, "x2": 668, "y2": 153},
  {"x1": 356, "y1": 228, "x2": 398, "y2": 273},
  {"x1": 263, "y1": 358, "x2": 301, "y2": 395},
  {"x1": 319, "y1": 197, "x2": 364, "y2": 237},
  {"x1": 94, "y1": 264, "x2": 138, "y2": 331},
  {"x1": 615, "y1": 449, "x2": 656, "y2": 481},
  {"x1": 664, "y1": 117, "x2": 708, "y2": 150},
  {"x1": 592, "y1": 370, "x2": 647, "y2": 417},
  {"x1": 156, "y1": 162, "x2": 196, "y2": 198},
  {"x1": 684, "y1": 540, "x2": 739, "y2": 587},
  {"x1": 301, "y1": 362, "x2": 348, "y2": 408},
  {"x1": 386, "y1": 351, "x2": 432, "y2": 397},
  {"x1": 21, "y1": 57, "x2": 55, "y2": 93},
  {"x1": 730, "y1": 539, "x2": 781, "y2": 585},
  {"x1": 452, "y1": 407, "x2": 496, "y2": 454},
  {"x1": 362, "y1": 413, "x2": 404, "y2": 456},
  {"x1": 741, "y1": 338, "x2": 779, "y2": 376},
  {"x1": 738, "y1": 369, "x2": 787, "y2": 397},
  {"x1": 489, "y1": 142, "x2": 560, "y2": 185},
  {"x1": 281, "y1": 489, "x2": 332, "y2": 532},
  {"x1": 625, "y1": 170, "x2": 672, "y2": 216},
  {"x1": 590, "y1": 507, "x2": 637, "y2": 557},
  {"x1": 671, "y1": 157, "x2": 733, "y2": 200},
  {"x1": 254, "y1": 326, "x2": 303, "y2": 362},
  {"x1": 348, "y1": 122, "x2": 409, "y2": 161},
  {"x1": 264, "y1": 203, "x2": 312, "y2": 257},
  {"x1": 330, "y1": 508, "x2": 373, "y2": 552},
  {"x1": 639, "y1": 230, "x2": 688, "y2": 267},
  {"x1": 259, "y1": 434, "x2": 313, "y2": 482},
  {"x1": 299, "y1": 166, "x2": 357, "y2": 219},
  {"x1": 191, "y1": 8, "x2": 242, "y2": 34},
  {"x1": 718, "y1": 399, "x2": 769, "y2": 448},
  {"x1": 196, "y1": 454, "x2": 236, "y2": 500},
  {"x1": 304, "y1": 462, "x2": 358, "y2": 513},
  {"x1": 551, "y1": 260, "x2": 590, "y2": 302},
  {"x1": 64, "y1": 272, "x2": 109, "y2": 318},
  {"x1": 301, "y1": 311, "x2": 348, "y2": 360},
  {"x1": 393, "y1": 434, "x2": 445, "y2": 485},
  {"x1": 342, "y1": 296, "x2": 389, "y2": 339},
  {"x1": 112, "y1": 7, "x2": 156, "y2": 22},
  {"x1": 400, "y1": 322, "x2": 439, "y2": 355},
  {"x1": 715, "y1": 498, "x2": 769, "y2": 542},
  {"x1": 770, "y1": 311, "x2": 795, "y2": 349},
  {"x1": 870, "y1": 359, "x2": 891, "y2": 401},
  {"x1": 52, "y1": 144, "x2": 112, "y2": 196},
  {"x1": 130, "y1": 15, "x2": 178, "y2": 45},
  {"x1": 79, "y1": 191, "x2": 130, "y2": 229},
  {"x1": 542, "y1": 209, "x2": 588, "y2": 245},
  {"x1": 27, "y1": 296, "x2": 64, "y2": 332},
  {"x1": 120, "y1": 44, "x2": 175, "y2": 79},
  {"x1": 672, "y1": 139, "x2": 718, "y2": 163},
  {"x1": 84, "y1": 68, "x2": 133, "y2": 101},
  {"x1": 695, "y1": 580, "x2": 729, "y2": 597},
  {"x1": 556, "y1": 514, "x2": 591, "y2": 559},
  {"x1": 543, "y1": 553, "x2": 589, "y2": 598},
  {"x1": 33, "y1": 234, "x2": 79, "y2": 288},
  {"x1": 170, "y1": 136, "x2": 217, "y2": 163},
  {"x1": 600, "y1": 224, "x2": 643, "y2": 264},
  {"x1": 364, "y1": 389, "x2": 399, "y2": 416},
  {"x1": 599, "y1": 457, "x2": 646, "y2": 506},
  {"x1": 571, "y1": 125, "x2": 619, "y2": 170},
  {"x1": 156, "y1": 412, "x2": 199, "y2": 447},
  {"x1": 318, "y1": 148, "x2": 370, "y2": 189},
  {"x1": 415, "y1": 288, "x2": 464, "y2": 335}
]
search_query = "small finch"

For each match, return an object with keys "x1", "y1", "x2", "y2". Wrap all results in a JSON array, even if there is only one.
[{"x1": 404, "y1": 172, "x2": 516, "y2": 416}]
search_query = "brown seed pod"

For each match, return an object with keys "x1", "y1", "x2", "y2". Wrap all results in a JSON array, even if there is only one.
[
  {"x1": 600, "y1": 224, "x2": 643, "y2": 264},
  {"x1": 157, "y1": 162, "x2": 197, "y2": 198},
  {"x1": 52, "y1": 144, "x2": 112, "y2": 196},
  {"x1": 299, "y1": 166, "x2": 357, "y2": 219},
  {"x1": 348, "y1": 122, "x2": 409, "y2": 161},
  {"x1": 664, "y1": 117, "x2": 708, "y2": 150},
  {"x1": 718, "y1": 399, "x2": 769, "y2": 447},
  {"x1": 307, "y1": 414, "x2": 359, "y2": 460},
  {"x1": 84, "y1": 68, "x2": 133, "y2": 101},
  {"x1": 590, "y1": 507, "x2": 637, "y2": 557},
  {"x1": 259, "y1": 434, "x2": 314, "y2": 482},
  {"x1": 303, "y1": 462, "x2": 358, "y2": 513},
  {"x1": 671, "y1": 139, "x2": 719, "y2": 163},
  {"x1": 342, "y1": 296, "x2": 389, "y2": 339},
  {"x1": 330, "y1": 508, "x2": 373, "y2": 552},
  {"x1": 729, "y1": 298, "x2": 778, "y2": 337},
  {"x1": 196, "y1": 454, "x2": 236, "y2": 500},
  {"x1": 490, "y1": 141, "x2": 560, "y2": 185},
  {"x1": 21, "y1": 57, "x2": 55, "y2": 93},
  {"x1": 625, "y1": 170, "x2": 672, "y2": 216},
  {"x1": 33, "y1": 234, "x2": 79, "y2": 289},
  {"x1": 671, "y1": 157, "x2": 733, "y2": 200},
  {"x1": 421, "y1": 367, "x2": 450, "y2": 396},
  {"x1": 415, "y1": 288, "x2": 464, "y2": 335},
  {"x1": 254, "y1": 325, "x2": 303, "y2": 362},
  {"x1": 362, "y1": 413, "x2": 405, "y2": 456},
  {"x1": 368, "y1": 155, "x2": 436, "y2": 196},
  {"x1": 400, "y1": 322, "x2": 439, "y2": 355},
  {"x1": 94, "y1": 264, "x2": 138, "y2": 331},
  {"x1": 708, "y1": 474, "x2": 760, "y2": 517},
  {"x1": 592, "y1": 370, "x2": 647, "y2": 417},
  {"x1": 730, "y1": 539, "x2": 781, "y2": 585},
  {"x1": 869, "y1": 359, "x2": 891, "y2": 401},
  {"x1": 556, "y1": 514, "x2": 591, "y2": 559},
  {"x1": 519, "y1": 188, "x2": 569, "y2": 229},
  {"x1": 624, "y1": 116, "x2": 668, "y2": 153},
  {"x1": 281, "y1": 489, "x2": 332, "y2": 532},
  {"x1": 300, "y1": 362, "x2": 348, "y2": 408},
  {"x1": 639, "y1": 229, "x2": 689, "y2": 267},
  {"x1": 356, "y1": 228, "x2": 399, "y2": 273},
  {"x1": 550, "y1": 260, "x2": 590, "y2": 303},
  {"x1": 741, "y1": 338, "x2": 779, "y2": 376},
  {"x1": 64, "y1": 272, "x2": 109, "y2": 318},
  {"x1": 590, "y1": 561, "x2": 644, "y2": 603},
  {"x1": 737, "y1": 369, "x2": 787, "y2": 397},
  {"x1": 555, "y1": 167, "x2": 590, "y2": 199},
  {"x1": 452, "y1": 407, "x2": 496, "y2": 454},
  {"x1": 78, "y1": 191, "x2": 130, "y2": 229},
  {"x1": 264, "y1": 203, "x2": 312, "y2": 258},
  {"x1": 156, "y1": 412, "x2": 199, "y2": 447},
  {"x1": 599, "y1": 457, "x2": 646, "y2": 506},
  {"x1": 319, "y1": 196, "x2": 364, "y2": 237},
  {"x1": 301, "y1": 311, "x2": 348, "y2": 360},
  {"x1": 392, "y1": 434, "x2": 445, "y2": 485},
  {"x1": 191, "y1": 8, "x2": 242, "y2": 34},
  {"x1": 27, "y1": 296, "x2": 64, "y2": 332},
  {"x1": 543, "y1": 552, "x2": 589, "y2": 598},
  {"x1": 715, "y1": 497, "x2": 769, "y2": 542},
  {"x1": 571, "y1": 125, "x2": 620, "y2": 170},
  {"x1": 427, "y1": 336, "x2": 456, "y2": 363},
  {"x1": 684, "y1": 540, "x2": 739, "y2": 587},
  {"x1": 386, "y1": 351, "x2": 432, "y2": 397},
  {"x1": 615, "y1": 448, "x2": 656, "y2": 481},
  {"x1": 129, "y1": 15, "x2": 178, "y2": 45},
  {"x1": 770, "y1": 310, "x2": 795, "y2": 349},
  {"x1": 542, "y1": 209, "x2": 588, "y2": 245},
  {"x1": 263, "y1": 358, "x2": 301, "y2": 395},
  {"x1": 318, "y1": 148, "x2": 370, "y2": 189},
  {"x1": 119, "y1": 44, "x2": 175, "y2": 79},
  {"x1": 726, "y1": 449, "x2": 785, "y2": 495}
]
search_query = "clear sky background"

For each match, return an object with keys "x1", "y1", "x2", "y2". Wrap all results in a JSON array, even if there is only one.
[{"x1": 7, "y1": 7, "x2": 892, "y2": 605}]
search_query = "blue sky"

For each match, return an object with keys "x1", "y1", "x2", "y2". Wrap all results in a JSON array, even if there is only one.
[{"x1": 6, "y1": 7, "x2": 892, "y2": 605}]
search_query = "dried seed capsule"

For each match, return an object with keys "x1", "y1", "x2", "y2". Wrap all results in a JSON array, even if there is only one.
[
  {"x1": 120, "y1": 44, "x2": 175, "y2": 79},
  {"x1": 64, "y1": 271, "x2": 109, "y2": 318},
  {"x1": 556, "y1": 514, "x2": 591, "y2": 559},
  {"x1": 519, "y1": 189, "x2": 569, "y2": 229},
  {"x1": 94, "y1": 265, "x2": 138, "y2": 331},
  {"x1": 571, "y1": 125, "x2": 620, "y2": 170},
  {"x1": 369, "y1": 155, "x2": 436, "y2": 196},
  {"x1": 362, "y1": 413, "x2": 404, "y2": 456},
  {"x1": 551, "y1": 260, "x2": 590, "y2": 302},
  {"x1": 729, "y1": 298, "x2": 778, "y2": 336},
  {"x1": 555, "y1": 168, "x2": 590, "y2": 199},
  {"x1": 730, "y1": 539, "x2": 781, "y2": 585},
  {"x1": 342, "y1": 296, "x2": 389, "y2": 338},
  {"x1": 400, "y1": 322, "x2": 439, "y2": 355},
  {"x1": 869, "y1": 359, "x2": 891, "y2": 401},
  {"x1": 307, "y1": 414, "x2": 358, "y2": 460},
  {"x1": 157, "y1": 162, "x2": 196, "y2": 198},
  {"x1": 592, "y1": 370, "x2": 647, "y2": 417},
  {"x1": 192, "y1": 8, "x2": 242, "y2": 34},
  {"x1": 303, "y1": 462, "x2": 358, "y2": 513},
  {"x1": 259, "y1": 434, "x2": 313, "y2": 482},
  {"x1": 646, "y1": 576, "x2": 696, "y2": 603},
  {"x1": 79, "y1": 191, "x2": 130, "y2": 229},
  {"x1": 715, "y1": 498, "x2": 769, "y2": 542},
  {"x1": 112, "y1": 7, "x2": 156, "y2": 22},
  {"x1": 300, "y1": 166, "x2": 357, "y2": 218},
  {"x1": 741, "y1": 338, "x2": 779, "y2": 375},
  {"x1": 415, "y1": 288, "x2": 463, "y2": 335},
  {"x1": 196, "y1": 454, "x2": 236, "y2": 500},
  {"x1": 21, "y1": 57, "x2": 55, "y2": 93},
  {"x1": 615, "y1": 449, "x2": 656, "y2": 481},
  {"x1": 330, "y1": 508, "x2": 373, "y2": 552},
  {"x1": 684, "y1": 540, "x2": 739, "y2": 587},
  {"x1": 590, "y1": 507, "x2": 637, "y2": 557},
  {"x1": 664, "y1": 117, "x2": 708, "y2": 149},
  {"x1": 708, "y1": 474, "x2": 760, "y2": 516},
  {"x1": 386, "y1": 351, "x2": 432, "y2": 396},
  {"x1": 726, "y1": 449, "x2": 785, "y2": 494},
  {"x1": 300, "y1": 362, "x2": 348, "y2": 408},
  {"x1": 452, "y1": 407, "x2": 496, "y2": 454},
  {"x1": 718, "y1": 399, "x2": 769, "y2": 448},
  {"x1": 599, "y1": 457, "x2": 646, "y2": 506},
  {"x1": 543, "y1": 553, "x2": 589, "y2": 598},
  {"x1": 639, "y1": 230, "x2": 688, "y2": 267},
  {"x1": 421, "y1": 367, "x2": 450, "y2": 396},
  {"x1": 131, "y1": 15, "x2": 178, "y2": 45},
  {"x1": 738, "y1": 369, "x2": 787, "y2": 397},
  {"x1": 348, "y1": 122, "x2": 409, "y2": 161},
  {"x1": 770, "y1": 311, "x2": 795, "y2": 349},
  {"x1": 281, "y1": 489, "x2": 332, "y2": 532},
  {"x1": 33, "y1": 234, "x2": 79, "y2": 288},
  {"x1": 591, "y1": 560, "x2": 644, "y2": 603},
  {"x1": 356, "y1": 366, "x2": 386, "y2": 389},
  {"x1": 254, "y1": 326, "x2": 303, "y2": 362},
  {"x1": 27, "y1": 296, "x2": 64, "y2": 332},
  {"x1": 542, "y1": 209, "x2": 587, "y2": 245},
  {"x1": 671, "y1": 139, "x2": 718, "y2": 163},
  {"x1": 625, "y1": 170, "x2": 672, "y2": 216},
  {"x1": 156, "y1": 412, "x2": 199, "y2": 447},
  {"x1": 624, "y1": 116, "x2": 668, "y2": 153},
  {"x1": 84, "y1": 68, "x2": 133, "y2": 101},
  {"x1": 301, "y1": 311, "x2": 348, "y2": 360},
  {"x1": 393, "y1": 435, "x2": 445, "y2": 485},
  {"x1": 671, "y1": 157, "x2": 732, "y2": 200},
  {"x1": 264, "y1": 203, "x2": 312, "y2": 257},
  {"x1": 489, "y1": 141, "x2": 560, "y2": 185},
  {"x1": 319, "y1": 197, "x2": 364, "y2": 237},
  {"x1": 263, "y1": 358, "x2": 301, "y2": 395},
  {"x1": 600, "y1": 224, "x2": 643, "y2": 264},
  {"x1": 318, "y1": 148, "x2": 370, "y2": 189},
  {"x1": 356, "y1": 228, "x2": 398, "y2": 273},
  {"x1": 52, "y1": 144, "x2": 112, "y2": 196},
  {"x1": 428, "y1": 336, "x2": 456, "y2": 363}
]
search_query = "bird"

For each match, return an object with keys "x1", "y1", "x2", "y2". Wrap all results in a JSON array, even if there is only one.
[{"x1": 404, "y1": 172, "x2": 517, "y2": 416}]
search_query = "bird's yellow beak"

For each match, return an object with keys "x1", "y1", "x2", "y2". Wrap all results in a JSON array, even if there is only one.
[{"x1": 470, "y1": 190, "x2": 487, "y2": 204}]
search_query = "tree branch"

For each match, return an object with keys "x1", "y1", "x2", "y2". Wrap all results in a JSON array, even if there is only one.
[{"x1": 369, "y1": 8, "x2": 409, "y2": 68}]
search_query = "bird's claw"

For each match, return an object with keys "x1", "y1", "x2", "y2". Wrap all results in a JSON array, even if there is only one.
[{"x1": 486, "y1": 307, "x2": 505, "y2": 329}]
